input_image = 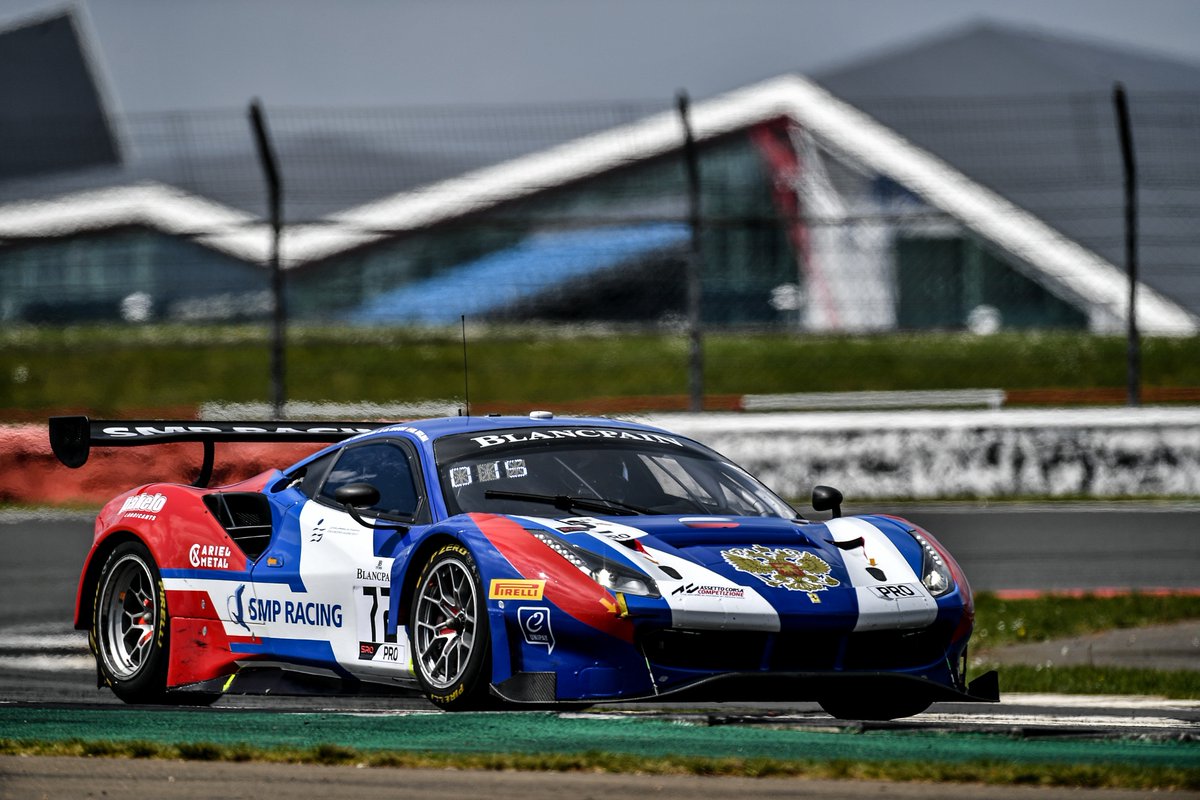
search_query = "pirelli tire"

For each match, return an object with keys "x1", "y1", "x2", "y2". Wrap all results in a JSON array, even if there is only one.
[
  {"x1": 409, "y1": 543, "x2": 494, "y2": 711},
  {"x1": 92, "y1": 541, "x2": 217, "y2": 706}
]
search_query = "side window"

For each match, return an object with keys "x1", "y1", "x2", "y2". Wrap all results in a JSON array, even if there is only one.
[
  {"x1": 319, "y1": 441, "x2": 421, "y2": 518},
  {"x1": 297, "y1": 452, "x2": 335, "y2": 498}
]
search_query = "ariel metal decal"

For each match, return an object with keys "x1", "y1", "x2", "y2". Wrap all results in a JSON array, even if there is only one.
[{"x1": 721, "y1": 545, "x2": 840, "y2": 597}]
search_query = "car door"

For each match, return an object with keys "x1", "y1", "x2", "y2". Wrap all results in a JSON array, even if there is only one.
[{"x1": 254, "y1": 438, "x2": 425, "y2": 681}]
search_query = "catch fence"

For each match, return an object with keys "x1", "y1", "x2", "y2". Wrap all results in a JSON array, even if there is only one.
[{"x1": 1, "y1": 88, "x2": 1197, "y2": 411}]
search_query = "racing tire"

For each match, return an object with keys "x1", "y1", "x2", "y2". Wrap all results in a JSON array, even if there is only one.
[
  {"x1": 818, "y1": 693, "x2": 932, "y2": 721},
  {"x1": 409, "y1": 543, "x2": 493, "y2": 711},
  {"x1": 92, "y1": 541, "x2": 218, "y2": 706}
]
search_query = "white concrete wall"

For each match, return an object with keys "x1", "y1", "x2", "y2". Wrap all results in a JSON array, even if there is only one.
[{"x1": 640, "y1": 408, "x2": 1200, "y2": 500}]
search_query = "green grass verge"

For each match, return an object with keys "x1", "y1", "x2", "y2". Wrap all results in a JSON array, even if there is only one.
[
  {"x1": 5, "y1": 326, "x2": 1200, "y2": 414},
  {"x1": 970, "y1": 593, "x2": 1200, "y2": 698},
  {"x1": 0, "y1": 738, "x2": 1194, "y2": 790},
  {"x1": 985, "y1": 664, "x2": 1200, "y2": 699},
  {"x1": 973, "y1": 592, "x2": 1200, "y2": 648}
]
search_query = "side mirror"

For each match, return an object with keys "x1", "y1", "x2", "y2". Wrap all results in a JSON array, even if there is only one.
[
  {"x1": 333, "y1": 482, "x2": 408, "y2": 533},
  {"x1": 335, "y1": 482, "x2": 381, "y2": 509},
  {"x1": 812, "y1": 485, "x2": 843, "y2": 519}
]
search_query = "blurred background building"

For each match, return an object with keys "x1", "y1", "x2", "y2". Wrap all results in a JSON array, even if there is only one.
[{"x1": 0, "y1": 6, "x2": 1197, "y2": 337}]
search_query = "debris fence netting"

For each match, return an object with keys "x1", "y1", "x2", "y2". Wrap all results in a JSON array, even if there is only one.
[{"x1": 1, "y1": 90, "x2": 1198, "y2": 409}]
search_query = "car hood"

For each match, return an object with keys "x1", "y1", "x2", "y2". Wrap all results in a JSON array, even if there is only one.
[{"x1": 513, "y1": 513, "x2": 943, "y2": 632}]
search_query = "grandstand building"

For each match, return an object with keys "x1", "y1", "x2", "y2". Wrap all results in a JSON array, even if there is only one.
[{"x1": 0, "y1": 11, "x2": 1197, "y2": 334}]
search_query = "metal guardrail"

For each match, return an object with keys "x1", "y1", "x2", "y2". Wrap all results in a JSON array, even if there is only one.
[
  {"x1": 740, "y1": 389, "x2": 1006, "y2": 412},
  {"x1": 201, "y1": 392, "x2": 1008, "y2": 418},
  {"x1": 199, "y1": 401, "x2": 461, "y2": 420}
]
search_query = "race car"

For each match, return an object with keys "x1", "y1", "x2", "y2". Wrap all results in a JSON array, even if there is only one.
[{"x1": 50, "y1": 412, "x2": 997, "y2": 719}]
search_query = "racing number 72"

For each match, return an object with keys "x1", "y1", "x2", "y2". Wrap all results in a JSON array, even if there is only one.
[{"x1": 361, "y1": 586, "x2": 397, "y2": 643}]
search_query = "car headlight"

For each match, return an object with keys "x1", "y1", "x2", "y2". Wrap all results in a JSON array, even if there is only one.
[
  {"x1": 909, "y1": 528, "x2": 954, "y2": 597},
  {"x1": 529, "y1": 529, "x2": 660, "y2": 598}
]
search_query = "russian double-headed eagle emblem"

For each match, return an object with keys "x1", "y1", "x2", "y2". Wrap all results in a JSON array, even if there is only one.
[{"x1": 722, "y1": 544, "x2": 840, "y2": 595}]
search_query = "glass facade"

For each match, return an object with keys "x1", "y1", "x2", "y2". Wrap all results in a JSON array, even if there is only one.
[
  {"x1": 0, "y1": 128, "x2": 1090, "y2": 332},
  {"x1": 0, "y1": 228, "x2": 266, "y2": 323}
]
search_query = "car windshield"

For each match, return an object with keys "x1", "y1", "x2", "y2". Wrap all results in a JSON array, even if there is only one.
[{"x1": 435, "y1": 426, "x2": 796, "y2": 519}]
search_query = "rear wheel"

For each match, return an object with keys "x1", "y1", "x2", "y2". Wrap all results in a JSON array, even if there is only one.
[
  {"x1": 409, "y1": 543, "x2": 492, "y2": 710},
  {"x1": 818, "y1": 693, "x2": 932, "y2": 721},
  {"x1": 92, "y1": 541, "x2": 217, "y2": 705}
]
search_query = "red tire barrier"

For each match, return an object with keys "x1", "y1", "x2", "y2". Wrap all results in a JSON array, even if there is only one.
[{"x1": 0, "y1": 425, "x2": 324, "y2": 506}]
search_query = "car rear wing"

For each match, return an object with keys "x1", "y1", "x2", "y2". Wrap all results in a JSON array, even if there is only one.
[{"x1": 49, "y1": 415, "x2": 388, "y2": 487}]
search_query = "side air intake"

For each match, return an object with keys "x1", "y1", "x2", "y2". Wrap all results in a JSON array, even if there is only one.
[{"x1": 203, "y1": 492, "x2": 274, "y2": 560}]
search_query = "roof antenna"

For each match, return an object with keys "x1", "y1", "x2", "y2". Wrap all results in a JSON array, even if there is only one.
[{"x1": 460, "y1": 315, "x2": 470, "y2": 418}]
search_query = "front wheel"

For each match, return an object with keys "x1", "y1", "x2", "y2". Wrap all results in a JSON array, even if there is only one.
[
  {"x1": 409, "y1": 543, "x2": 492, "y2": 710},
  {"x1": 92, "y1": 541, "x2": 217, "y2": 705}
]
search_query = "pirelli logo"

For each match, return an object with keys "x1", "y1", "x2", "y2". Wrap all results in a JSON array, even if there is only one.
[{"x1": 488, "y1": 579, "x2": 545, "y2": 601}]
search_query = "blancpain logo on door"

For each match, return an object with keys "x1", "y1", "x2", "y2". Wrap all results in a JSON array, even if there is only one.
[{"x1": 356, "y1": 568, "x2": 390, "y2": 582}]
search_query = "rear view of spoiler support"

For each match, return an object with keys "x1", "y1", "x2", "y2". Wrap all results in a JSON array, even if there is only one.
[{"x1": 49, "y1": 416, "x2": 388, "y2": 488}]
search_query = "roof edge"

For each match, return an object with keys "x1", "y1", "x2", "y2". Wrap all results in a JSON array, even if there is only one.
[{"x1": 0, "y1": 74, "x2": 1193, "y2": 332}]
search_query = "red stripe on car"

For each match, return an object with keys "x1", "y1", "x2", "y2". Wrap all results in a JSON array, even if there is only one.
[{"x1": 471, "y1": 513, "x2": 634, "y2": 643}]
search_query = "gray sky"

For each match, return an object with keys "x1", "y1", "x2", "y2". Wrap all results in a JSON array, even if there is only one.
[{"x1": 4, "y1": 0, "x2": 1200, "y2": 112}]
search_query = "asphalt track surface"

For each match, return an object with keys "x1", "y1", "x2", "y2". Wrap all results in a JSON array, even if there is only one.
[{"x1": 0, "y1": 505, "x2": 1197, "y2": 797}]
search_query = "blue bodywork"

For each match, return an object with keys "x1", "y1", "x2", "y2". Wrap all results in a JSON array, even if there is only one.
[{"x1": 241, "y1": 414, "x2": 979, "y2": 704}]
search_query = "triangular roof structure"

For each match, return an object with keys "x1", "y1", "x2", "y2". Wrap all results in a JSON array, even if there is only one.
[
  {"x1": 0, "y1": 7, "x2": 122, "y2": 181},
  {"x1": 817, "y1": 21, "x2": 1200, "y2": 96},
  {"x1": 816, "y1": 21, "x2": 1200, "y2": 328},
  {"x1": 2, "y1": 70, "x2": 1193, "y2": 333}
]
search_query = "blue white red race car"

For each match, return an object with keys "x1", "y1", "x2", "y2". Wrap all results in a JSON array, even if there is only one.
[{"x1": 50, "y1": 412, "x2": 997, "y2": 719}]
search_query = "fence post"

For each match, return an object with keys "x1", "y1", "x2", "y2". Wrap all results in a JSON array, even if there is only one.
[
  {"x1": 677, "y1": 91, "x2": 705, "y2": 413},
  {"x1": 1113, "y1": 83, "x2": 1139, "y2": 408},
  {"x1": 249, "y1": 99, "x2": 286, "y2": 419}
]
